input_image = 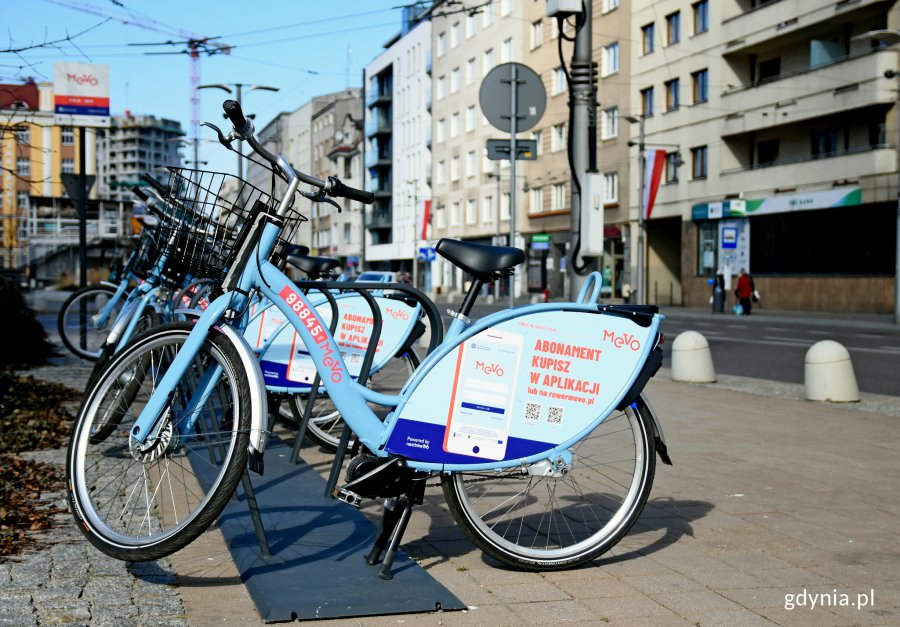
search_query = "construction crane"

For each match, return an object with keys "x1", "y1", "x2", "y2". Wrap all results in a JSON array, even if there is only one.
[{"x1": 43, "y1": 0, "x2": 231, "y2": 167}]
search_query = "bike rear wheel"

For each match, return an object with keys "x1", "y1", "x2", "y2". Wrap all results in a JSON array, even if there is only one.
[
  {"x1": 442, "y1": 397, "x2": 657, "y2": 570},
  {"x1": 58, "y1": 285, "x2": 123, "y2": 361},
  {"x1": 67, "y1": 322, "x2": 251, "y2": 562}
]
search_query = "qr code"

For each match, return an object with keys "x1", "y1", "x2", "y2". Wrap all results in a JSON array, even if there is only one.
[
  {"x1": 524, "y1": 402, "x2": 541, "y2": 424},
  {"x1": 547, "y1": 406, "x2": 564, "y2": 425}
]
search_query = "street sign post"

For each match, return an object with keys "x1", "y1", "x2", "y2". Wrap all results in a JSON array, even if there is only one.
[{"x1": 479, "y1": 62, "x2": 546, "y2": 308}]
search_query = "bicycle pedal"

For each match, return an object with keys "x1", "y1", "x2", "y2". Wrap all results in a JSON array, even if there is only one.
[{"x1": 334, "y1": 487, "x2": 363, "y2": 508}]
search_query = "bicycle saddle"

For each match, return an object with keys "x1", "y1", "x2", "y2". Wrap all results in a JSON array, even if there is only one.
[
  {"x1": 435, "y1": 238, "x2": 525, "y2": 281},
  {"x1": 285, "y1": 254, "x2": 340, "y2": 279}
]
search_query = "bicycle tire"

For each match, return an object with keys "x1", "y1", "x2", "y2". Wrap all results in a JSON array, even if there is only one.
[
  {"x1": 58, "y1": 285, "x2": 122, "y2": 361},
  {"x1": 442, "y1": 397, "x2": 657, "y2": 571},
  {"x1": 67, "y1": 322, "x2": 251, "y2": 562},
  {"x1": 282, "y1": 350, "x2": 419, "y2": 451}
]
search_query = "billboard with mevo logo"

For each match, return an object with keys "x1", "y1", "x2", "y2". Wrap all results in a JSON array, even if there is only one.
[{"x1": 54, "y1": 62, "x2": 110, "y2": 127}]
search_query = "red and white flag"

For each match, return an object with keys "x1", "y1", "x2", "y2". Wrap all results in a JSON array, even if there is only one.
[
  {"x1": 642, "y1": 149, "x2": 666, "y2": 221},
  {"x1": 417, "y1": 199, "x2": 431, "y2": 241}
]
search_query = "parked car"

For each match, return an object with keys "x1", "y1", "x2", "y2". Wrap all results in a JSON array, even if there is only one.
[{"x1": 354, "y1": 271, "x2": 397, "y2": 283}]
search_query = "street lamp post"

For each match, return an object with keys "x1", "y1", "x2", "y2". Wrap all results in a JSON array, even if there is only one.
[
  {"x1": 621, "y1": 113, "x2": 646, "y2": 304},
  {"x1": 198, "y1": 83, "x2": 279, "y2": 181}
]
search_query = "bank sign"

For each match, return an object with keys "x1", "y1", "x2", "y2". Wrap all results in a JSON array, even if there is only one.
[
  {"x1": 692, "y1": 186, "x2": 861, "y2": 220},
  {"x1": 54, "y1": 62, "x2": 110, "y2": 127}
]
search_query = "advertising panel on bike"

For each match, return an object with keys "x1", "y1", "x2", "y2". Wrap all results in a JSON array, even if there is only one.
[
  {"x1": 386, "y1": 309, "x2": 655, "y2": 463},
  {"x1": 249, "y1": 294, "x2": 420, "y2": 390}
]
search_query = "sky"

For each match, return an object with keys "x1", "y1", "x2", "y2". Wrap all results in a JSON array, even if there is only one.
[{"x1": 2, "y1": 0, "x2": 412, "y2": 173}]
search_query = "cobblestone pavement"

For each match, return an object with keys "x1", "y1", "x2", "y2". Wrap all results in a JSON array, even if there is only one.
[{"x1": 4, "y1": 352, "x2": 189, "y2": 627}]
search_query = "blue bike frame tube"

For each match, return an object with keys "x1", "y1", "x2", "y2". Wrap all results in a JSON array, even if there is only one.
[
  {"x1": 114, "y1": 289, "x2": 159, "y2": 352},
  {"x1": 93, "y1": 278, "x2": 129, "y2": 328}
]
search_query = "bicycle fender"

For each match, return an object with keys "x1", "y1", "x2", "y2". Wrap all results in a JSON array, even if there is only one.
[
  {"x1": 218, "y1": 324, "x2": 270, "y2": 474},
  {"x1": 639, "y1": 392, "x2": 672, "y2": 466}
]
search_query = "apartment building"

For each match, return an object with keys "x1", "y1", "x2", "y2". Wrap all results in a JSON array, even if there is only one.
[
  {"x1": 0, "y1": 80, "x2": 114, "y2": 281},
  {"x1": 428, "y1": 0, "x2": 524, "y2": 297},
  {"x1": 96, "y1": 113, "x2": 183, "y2": 202},
  {"x1": 633, "y1": 0, "x2": 899, "y2": 312},
  {"x1": 363, "y1": 5, "x2": 432, "y2": 286}
]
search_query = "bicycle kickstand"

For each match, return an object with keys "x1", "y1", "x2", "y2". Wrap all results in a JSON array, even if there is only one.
[{"x1": 365, "y1": 479, "x2": 426, "y2": 580}]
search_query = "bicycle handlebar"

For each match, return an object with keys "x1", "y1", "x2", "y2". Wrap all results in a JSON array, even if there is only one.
[{"x1": 221, "y1": 100, "x2": 374, "y2": 205}]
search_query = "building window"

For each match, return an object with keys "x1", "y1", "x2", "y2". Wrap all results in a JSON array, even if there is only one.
[
  {"x1": 450, "y1": 112, "x2": 460, "y2": 137},
  {"x1": 482, "y1": 1, "x2": 494, "y2": 27},
  {"x1": 482, "y1": 195, "x2": 494, "y2": 222},
  {"x1": 665, "y1": 78, "x2": 680, "y2": 111},
  {"x1": 811, "y1": 129, "x2": 838, "y2": 157},
  {"x1": 16, "y1": 158, "x2": 29, "y2": 176},
  {"x1": 551, "y1": 124, "x2": 566, "y2": 152},
  {"x1": 691, "y1": 145, "x2": 708, "y2": 179},
  {"x1": 602, "y1": 0, "x2": 620, "y2": 12},
  {"x1": 466, "y1": 198, "x2": 477, "y2": 224},
  {"x1": 531, "y1": 20, "x2": 544, "y2": 49},
  {"x1": 757, "y1": 138, "x2": 779, "y2": 165},
  {"x1": 451, "y1": 22, "x2": 460, "y2": 47},
  {"x1": 483, "y1": 48, "x2": 494, "y2": 74},
  {"x1": 436, "y1": 118, "x2": 446, "y2": 142},
  {"x1": 641, "y1": 23, "x2": 655, "y2": 55},
  {"x1": 466, "y1": 105, "x2": 476, "y2": 132},
  {"x1": 666, "y1": 11, "x2": 681, "y2": 46},
  {"x1": 692, "y1": 69, "x2": 709, "y2": 103},
  {"x1": 436, "y1": 160, "x2": 446, "y2": 185},
  {"x1": 551, "y1": 183, "x2": 567, "y2": 210},
  {"x1": 530, "y1": 187, "x2": 544, "y2": 213},
  {"x1": 450, "y1": 201, "x2": 461, "y2": 226},
  {"x1": 641, "y1": 87, "x2": 655, "y2": 117},
  {"x1": 500, "y1": 0, "x2": 511, "y2": 16},
  {"x1": 343, "y1": 223, "x2": 352, "y2": 244},
  {"x1": 17, "y1": 191, "x2": 30, "y2": 210},
  {"x1": 62, "y1": 158, "x2": 75, "y2": 174},
  {"x1": 601, "y1": 107, "x2": 618, "y2": 139},
  {"x1": 603, "y1": 172, "x2": 618, "y2": 203},
  {"x1": 466, "y1": 58, "x2": 477, "y2": 85},
  {"x1": 466, "y1": 12, "x2": 476, "y2": 38},
  {"x1": 501, "y1": 192, "x2": 510, "y2": 221},
  {"x1": 665, "y1": 153, "x2": 679, "y2": 183},
  {"x1": 602, "y1": 42, "x2": 619, "y2": 76},
  {"x1": 437, "y1": 32, "x2": 446, "y2": 57},
  {"x1": 552, "y1": 66, "x2": 566, "y2": 95},
  {"x1": 697, "y1": 220, "x2": 717, "y2": 274},
  {"x1": 482, "y1": 146, "x2": 493, "y2": 172},
  {"x1": 451, "y1": 67, "x2": 461, "y2": 92},
  {"x1": 14, "y1": 126, "x2": 29, "y2": 144},
  {"x1": 437, "y1": 75, "x2": 447, "y2": 99},
  {"x1": 693, "y1": 0, "x2": 709, "y2": 34},
  {"x1": 532, "y1": 129, "x2": 543, "y2": 156},
  {"x1": 61, "y1": 126, "x2": 74, "y2": 145},
  {"x1": 451, "y1": 155, "x2": 460, "y2": 181},
  {"x1": 466, "y1": 150, "x2": 476, "y2": 178},
  {"x1": 759, "y1": 57, "x2": 781, "y2": 83},
  {"x1": 437, "y1": 204, "x2": 447, "y2": 228},
  {"x1": 502, "y1": 37, "x2": 512, "y2": 63}
]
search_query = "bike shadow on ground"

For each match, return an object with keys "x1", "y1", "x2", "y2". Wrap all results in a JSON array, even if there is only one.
[{"x1": 407, "y1": 495, "x2": 714, "y2": 572}]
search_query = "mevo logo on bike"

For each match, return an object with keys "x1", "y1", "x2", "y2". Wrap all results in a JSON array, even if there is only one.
[{"x1": 279, "y1": 286, "x2": 344, "y2": 383}]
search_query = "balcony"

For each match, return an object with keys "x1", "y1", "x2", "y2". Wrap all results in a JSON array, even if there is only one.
[
  {"x1": 365, "y1": 89, "x2": 392, "y2": 108},
  {"x1": 722, "y1": 0, "x2": 884, "y2": 52},
  {"x1": 364, "y1": 149, "x2": 392, "y2": 169},
  {"x1": 365, "y1": 177, "x2": 392, "y2": 196},
  {"x1": 720, "y1": 50, "x2": 897, "y2": 136},
  {"x1": 719, "y1": 145, "x2": 895, "y2": 193},
  {"x1": 365, "y1": 115, "x2": 392, "y2": 138},
  {"x1": 366, "y1": 209, "x2": 393, "y2": 230}
]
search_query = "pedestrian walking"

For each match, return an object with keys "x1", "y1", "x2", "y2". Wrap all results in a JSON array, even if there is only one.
[{"x1": 734, "y1": 268, "x2": 754, "y2": 315}]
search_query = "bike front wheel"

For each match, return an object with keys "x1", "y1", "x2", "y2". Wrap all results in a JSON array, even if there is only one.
[
  {"x1": 58, "y1": 285, "x2": 123, "y2": 360},
  {"x1": 442, "y1": 397, "x2": 657, "y2": 571},
  {"x1": 67, "y1": 322, "x2": 252, "y2": 562}
]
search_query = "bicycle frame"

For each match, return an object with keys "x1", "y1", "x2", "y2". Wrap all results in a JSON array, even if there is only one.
[{"x1": 130, "y1": 214, "x2": 663, "y2": 474}]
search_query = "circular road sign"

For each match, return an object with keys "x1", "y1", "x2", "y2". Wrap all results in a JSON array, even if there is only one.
[{"x1": 479, "y1": 62, "x2": 546, "y2": 134}]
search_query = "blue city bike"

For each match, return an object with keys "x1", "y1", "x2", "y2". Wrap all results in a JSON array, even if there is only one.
[{"x1": 66, "y1": 100, "x2": 671, "y2": 578}]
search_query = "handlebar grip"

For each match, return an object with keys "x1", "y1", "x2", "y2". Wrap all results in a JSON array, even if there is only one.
[
  {"x1": 131, "y1": 187, "x2": 149, "y2": 202},
  {"x1": 327, "y1": 177, "x2": 375, "y2": 204},
  {"x1": 223, "y1": 99, "x2": 248, "y2": 130}
]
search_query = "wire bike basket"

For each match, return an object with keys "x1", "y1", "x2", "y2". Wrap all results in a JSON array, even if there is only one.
[{"x1": 156, "y1": 168, "x2": 305, "y2": 289}]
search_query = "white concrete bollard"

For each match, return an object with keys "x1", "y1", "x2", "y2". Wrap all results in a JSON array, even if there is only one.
[
  {"x1": 671, "y1": 331, "x2": 716, "y2": 383},
  {"x1": 804, "y1": 340, "x2": 860, "y2": 402}
]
